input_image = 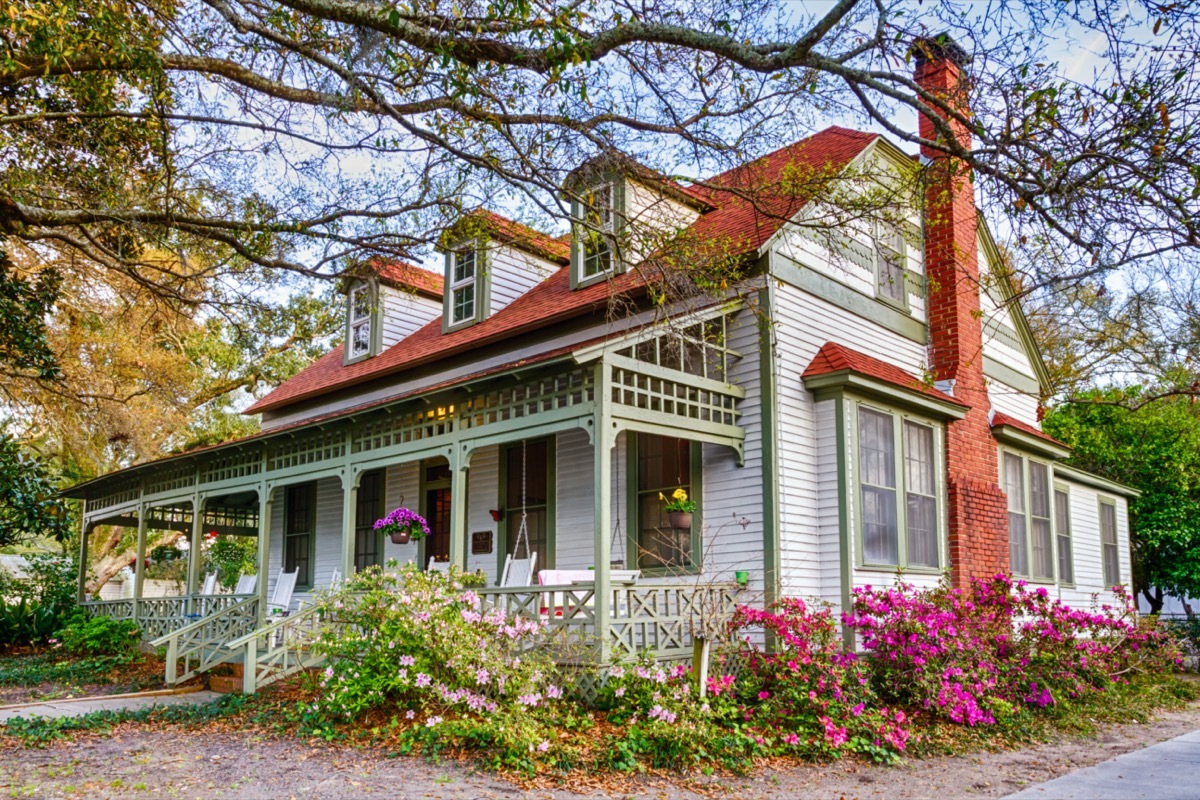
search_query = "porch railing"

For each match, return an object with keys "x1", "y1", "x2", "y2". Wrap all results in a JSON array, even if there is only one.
[
  {"x1": 224, "y1": 604, "x2": 329, "y2": 694},
  {"x1": 83, "y1": 593, "x2": 257, "y2": 642},
  {"x1": 149, "y1": 596, "x2": 260, "y2": 685}
]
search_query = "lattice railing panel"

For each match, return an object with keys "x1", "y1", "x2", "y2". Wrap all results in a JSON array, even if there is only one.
[
  {"x1": 200, "y1": 449, "x2": 263, "y2": 484},
  {"x1": 229, "y1": 604, "x2": 330, "y2": 692},
  {"x1": 610, "y1": 367, "x2": 740, "y2": 427},
  {"x1": 137, "y1": 596, "x2": 191, "y2": 640},
  {"x1": 351, "y1": 406, "x2": 455, "y2": 454},
  {"x1": 153, "y1": 597, "x2": 260, "y2": 685},
  {"x1": 203, "y1": 506, "x2": 259, "y2": 530},
  {"x1": 609, "y1": 582, "x2": 740, "y2": 660},
  {"x1": 460, "y1": 368, "x2": 595, "y2": 431},
  {"x1": 84, "y1": 599, "x2": 135, "y2": 621},
  {"x1": 146, "y1": 505, "x2": 193, "y2": 528},
  {"x1": 87, "y1": 482, "x2": 141, "y2": 518},
  {"x1": 267, "y1": 429, "x2": 346, "y2": 471},
  {"x1": 145, "y1": 463, "x2": 196, "y2": 496}
]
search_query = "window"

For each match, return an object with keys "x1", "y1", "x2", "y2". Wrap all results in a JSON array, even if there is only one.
[
  {"x1": 449, "y1": 247, "x2": 477, "y2": 326},
  {"x1": 1100, "y1": 499, "x2": 1121, "y2": 586},
  {"x1": 347, "y1": 282, "x2": 374, "y2": 359},
  {"x1": 1004, "y1": 453, "x2": 1055, "y2": 581},
  {"x1": 503, "y1": 440, "x2": 551, "y2": 568},
  {"x1": 580, "y1": 183, "x2": 614, "y2": 280},
  {"x1": 857, "y1": 405, "x2": 940, "y2": 568},
  {"x1": 876, "y1": 226, "x2": 906, "y2": 304},
  {"x1": 632, "y1": 433, "x2": 698, "y2": 570},
  {"x1": 284, "y1": 483, "x2": 315, "y2": 588},
  {"x1": 354, "y1": 470, "x2": 384, "y2": 572},
  {"x1": 1054, "y1": 485, "x2": 1073, "y2": 584}
]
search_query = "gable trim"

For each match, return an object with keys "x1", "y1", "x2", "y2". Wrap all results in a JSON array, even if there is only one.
[{"x1": 977, "y1": 221, "x2": 1052, "y2": 396}]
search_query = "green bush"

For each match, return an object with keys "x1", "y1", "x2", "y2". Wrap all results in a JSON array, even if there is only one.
[
  {"x1": 0, "y1": 598, "x2": 61, "y2": 647},
  {"x1": 54, "y1": 615, "x2": 141, "y2": 658},
  {"x1": 0, "y1": 554, "x2": 80, "y2": 648}
]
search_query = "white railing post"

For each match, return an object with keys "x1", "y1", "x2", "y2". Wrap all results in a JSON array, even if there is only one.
[
  {"x1": 165, "y1": 638, "x2": 178, "y2": 685},
  {"x1": 243, "y1": 637, "x2": 258, "y2": 694}
]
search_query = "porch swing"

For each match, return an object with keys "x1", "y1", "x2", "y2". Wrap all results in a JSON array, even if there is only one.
[{"x1": 499, "y1": 440, "x2": 537, "y2": 588}]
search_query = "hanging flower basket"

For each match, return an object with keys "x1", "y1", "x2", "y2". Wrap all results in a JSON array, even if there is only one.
[
  {"x1": 667, "y1": 511, "x2": 693, "y2": 530},
  {"x1": 374, "y1": 507, "x2": 430, "y2": 546},
  {"x1": 660, "y1": 488, "x2": 696, "y2": 530}
]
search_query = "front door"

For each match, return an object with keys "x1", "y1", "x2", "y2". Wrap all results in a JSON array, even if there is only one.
[{"x1": 422, "y1": 460, "x2": 452, "y2": 566}]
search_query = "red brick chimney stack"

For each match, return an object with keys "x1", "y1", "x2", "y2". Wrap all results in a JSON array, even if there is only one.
[{"x1": 913, "y1": 35, "x2": 1010, "y2": 586}]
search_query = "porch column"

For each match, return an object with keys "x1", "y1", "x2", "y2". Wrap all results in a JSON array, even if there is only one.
[
  {"x1": 449, "y1": 448, "x2": 468, "y2": 571},
  {"x1": 76, "y1": 521, "x2": 91, "y2": 604},
  {"x1": 185, "y1": 494, "x2": 205, "y2": 603},
  {"x1": 256, "y1": 486, "x2": 273, "y2": 623},
  {"x1": 593, "y1": 362, "x2": 613, "y2": 663},
  {"x1": 133, "y1": 504, "x2": 148, "y2": 616},
  {"x1": 341, "y1": 474, "x2": 358, "y2": 580}
]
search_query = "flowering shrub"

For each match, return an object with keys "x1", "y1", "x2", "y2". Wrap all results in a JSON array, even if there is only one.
[
  {"x1": 308, "y1": 562, "x2": 579, "y2": 772},
  {"x1": 845, "y1": 575, "x2": 1181, "y2": 726},
  {"x1": 727, "y1": 598, "x2": 909, "y2": 762}
]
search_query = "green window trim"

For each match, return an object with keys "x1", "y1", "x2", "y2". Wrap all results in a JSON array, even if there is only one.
[
  {"x1": 1001, "y1": 449, "x2": 1057, "y2": 583},
  {"x1": 353, "y1": 469, "x2": 386, "y2": 572},
  {"x1": 849, "y1": 398, "x2": 947, "y2": 573},
  {"x1": 418, "y1": 457, "x2": 453, "y2": 568},
  {"x1": 283, "y1": 482, "x2": 316, "y2": 590},
  {"x1": 442, "y1": 241, "x2": 489, "y2": 332},
  {"x1": 1053, "y1": 481, "x2": 1075, "y2": 587},
  {"x1": 344, "y1": 280, "x2": 381, "y2": 365},
  {"x1": 1099, "y1": 496, "x2": 1121, "y2": 586},
  {"x1": 626, "y1": 432, "x2": 703, "y2": 576},
  {"x1": 496, "y1": 438, "x2": 556, "y2": 575},
  {"x1": 570, "y1": 178, "x2": 626, "y2": 290}
]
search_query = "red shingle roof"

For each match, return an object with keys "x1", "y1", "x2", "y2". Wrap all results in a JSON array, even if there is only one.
[
  {"x1": 249, "y1": 128, "x2": 879, "y2": 416},
  {"x1": 368, "y1": 260, "x2": 443, "y2": 300},
  {"x1": 990, "y1": 412, "x2": 1069, "y2": 450},
  {"x1": 802, "y1": 342, "x2": 966, "y2": 407}
]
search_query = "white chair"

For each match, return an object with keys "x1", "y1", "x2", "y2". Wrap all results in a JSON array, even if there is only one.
[
  {"x1": 329, "y1": 568, "x2": 342, "y2": 587},
  {"x1": 268, "y1": 569, "x2": 299, "y2": 617},
  {"x1": 427, "y1": 557, "x2": 451, "y2": 576},
  {"x1": 200, "y1": 572, "x2": 218, "y2": 596},
  {"x1": 500, "y1": 551, "x2": 537, "y2": 588},
  {"x1": 234, "y1": 574, "x2": 257, "y2": 595}
]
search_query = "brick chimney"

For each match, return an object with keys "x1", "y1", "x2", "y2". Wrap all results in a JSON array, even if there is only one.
[{"x1": 913, "y1": 35, "x2": 1009, "y2": 586}]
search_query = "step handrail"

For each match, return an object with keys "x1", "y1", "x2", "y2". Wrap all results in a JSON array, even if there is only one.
[
  {"x1": 222, "y1": 601, "x2": 323, "y2": 651},
  {"x1": 147, "y1": 595, "x2": 258, "y2": 648}
]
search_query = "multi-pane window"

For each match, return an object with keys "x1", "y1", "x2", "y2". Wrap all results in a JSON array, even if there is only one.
[
  {"x1": 284, "y1": 483, "x2": 315, "y2": 588},
  {"x1": 1004, "y1": 453, "x2": 1054, "y2": 581},
  {"x1": 1054, "y1": 485, "x2": 1074, "y2": 584},
  {"x1": 348, "y1": 283, "x2": 373, "y2": 358},
  {"x1": 504, "y1": 440, "x2": 549, "y2": 565},
  {"x1": 634, "y1": 433, "x2": 697, "y2": 570},
  {"x1": 858, "y1": 406, "x2": 939, "y2": 568},
  {"x1": 877, "y1": 227, "x2": 906, "y2": 304},
  {"x1": 616, "y1": 315, "x2": 737, "y2": 382},
  {"x1": 1100, "y1": 499, "x2": 1121, "y2": 586},
  {"x1": 354, "y1": 470, "x2": 384, "y2": 572},
  {"x1": 450, "y1": 247, "x2": 477, "y2": 325},
  {"x1": 580, "y1": 183, "x2": 614, "y2": 279}
]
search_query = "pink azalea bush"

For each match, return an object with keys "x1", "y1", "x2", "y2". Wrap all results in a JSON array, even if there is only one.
[
  {"x1": 844, "y1": 575, "x2": 1181, "y2": 726},
  {"x1": 727, "y1": 598, "x2": 910, "y2": 762}
]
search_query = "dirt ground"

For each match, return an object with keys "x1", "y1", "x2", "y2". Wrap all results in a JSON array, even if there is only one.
[
  {"x1": 1, "y1": 700, "x2": 1199, "y2": 799},
  {"x1": 0, "y1": 653, "x2": 181, "y2": 706}
]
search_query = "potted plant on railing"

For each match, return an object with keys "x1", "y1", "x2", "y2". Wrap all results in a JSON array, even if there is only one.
[
  {"x1": 660, "y1": 488, "x2": 696, "y2": 530},
  {"x1": 374, "y1": 507, "x2": 430, "y2": 545}
]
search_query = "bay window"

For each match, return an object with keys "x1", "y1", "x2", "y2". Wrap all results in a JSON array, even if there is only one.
[{"x1": 1004, "y1": 452, "x2": 1055, "y2": 581}]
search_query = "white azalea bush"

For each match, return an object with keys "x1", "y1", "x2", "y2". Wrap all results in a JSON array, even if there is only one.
[{"x1": 307, "y1": 562, "x2": 585, "y2": 772}]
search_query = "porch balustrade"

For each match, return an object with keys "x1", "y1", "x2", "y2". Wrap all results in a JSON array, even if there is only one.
[{"x1": 83, "y1": 593, "x2": 257, "y2": 642}]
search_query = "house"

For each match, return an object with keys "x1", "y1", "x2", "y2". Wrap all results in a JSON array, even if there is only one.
[{"x1": 64, "y1": 37, "x2": 1138, "y2": 689}]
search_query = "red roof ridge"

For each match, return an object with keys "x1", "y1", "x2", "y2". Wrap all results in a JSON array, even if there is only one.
[
  {"x1": 990, "y1": 411, "x2": 1069, "y2": 449},
  {"x1": 802, "y1": 342, "x2": 965, "y2": 406}
]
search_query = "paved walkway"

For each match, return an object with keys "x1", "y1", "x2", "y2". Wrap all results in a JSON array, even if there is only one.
[
  {"x1": 1005, "y1": 729, "x2": 1200, "y2": 799},
  {"x1": 0, "y1": 689, "x2": 223, "y2": 723}
]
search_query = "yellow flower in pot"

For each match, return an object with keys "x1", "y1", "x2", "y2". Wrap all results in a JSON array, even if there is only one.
[{"x1": 660, "y1": 488, "x2": 696, "y2": 530}]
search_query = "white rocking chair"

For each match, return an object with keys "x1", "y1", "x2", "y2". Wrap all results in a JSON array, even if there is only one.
[
  {"x1": 268, "y1": 569, "x2": 299, "y2": 617},
  {"x1": 233, "y1": 573, "x2": 257, "y2": 595},
  {"x1": 427, "y1": 557, "x2": 451, "y2": 575},
  {"x1": 200, "y1": 572, "x2": 218, "y2": 595},
  {"x1": 500, "y1": 551, "x2": 537, "y2": 588}
]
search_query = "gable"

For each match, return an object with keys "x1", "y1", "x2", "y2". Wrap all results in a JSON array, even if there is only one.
[{"x1": 977, "y1": 220, "x2": 1051, "y2": 398}]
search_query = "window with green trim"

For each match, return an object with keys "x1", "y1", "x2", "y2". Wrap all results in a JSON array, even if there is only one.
[
  {"x1": 875, "y1": 225, "x2": 907, "y2": 306},
  {"x1": 346, "y1": 281, "x2": 376, "y2": 361},
  {"x1": 1003, "y1": 453, "x2": 1054, "y2": 580},
  {"x1": 503, "y1": 440, "x2": 551, "y2": 566},
  {"x1": 354, "y1": 470, "x2": 384, "y2": 572},
  {"x1": 1054, "y1": 483, "x2": 1074, "y2": 584},
  {"x1": 284, "y1": 483, "x2": 315, "y2": 588},
  {"x1": 579, "y1": 183, "x2": 614, "y2": 280},
  {"x1": 632, "y1": 433, "x2": 699, "y2": 570},
  {"x1": 449, "y1": 247, "x2": 477, "y2": 325},
  {"x1": 1100, "y1": 498, "x2": 1120, "y2": 585},
  {"x1": 857, "y1": 404, "x2": 940, "y2": 568}
]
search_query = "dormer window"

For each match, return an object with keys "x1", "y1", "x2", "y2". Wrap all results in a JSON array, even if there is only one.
[
  {"x1": 345, "y1": 281, "x2": 379, "y2": 362},
  {"x1": 573, "y1": 182, "x2": 618, "y2": 288},
  {"x1": 876, "y1": 226, "x2": 907, "y2": 307},
  {"x1": 444, "y1": 243, "x2": 483, "y2": 330}
]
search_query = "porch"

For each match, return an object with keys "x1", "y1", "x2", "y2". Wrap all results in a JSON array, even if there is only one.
[{"x1": 70, "y1": 306, "x2": 758, "y2": 686}]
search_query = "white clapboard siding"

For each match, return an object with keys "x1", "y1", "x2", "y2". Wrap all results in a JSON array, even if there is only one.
[
  {"x1": 622, "y1": 179, "x2": 701, "y2": 265},
  {"x1": 381, "y1": 461, "x2": 421, "y2": 567},
  {"x1": 466, "y1": 445, "x2": 500, "y2": 579},
  {"x1": 1055, "y1": 478, "x2": 1134, "y2": 608},
  {"x1": 555, "y1": 427, "x2": 599, "y2": 570},
  {"x1": 988, "y1": 379, "x2": 1041, "y2": 427},
  {"x1": 815, "y1": 399, "x2": 844, "y2": 609},
  {"x1": 486, "y1": 245, "x2": 558, "y2": 317},
  {"x1": 379, "y1": 285, "x2": 441, "y2": 349}
]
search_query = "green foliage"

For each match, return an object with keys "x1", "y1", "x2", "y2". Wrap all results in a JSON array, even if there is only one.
[
  {"x1": 0, "y1": 248, "x2": 60, "y2": 380},
  {"x1": 53, "y1": 614, "x2": 140, "y2": 658},
  {"x1": 0, "y1": 694, "x2": 246, "y2": 747},
  {"x1": 0, "y1": 554, "x2": 79, "y2": 647},
  {"x1": 205, "y1": 535, "x2": 257, "y2": 590},
  {"x1": 0, "y1": 598, "x2": 61, "y2": 647},
  {"x1": 1043, "y1": 392, "x2": 1200, "y2": 604},
  {"x1": 0, "y1": 651, "x2": 134, "y2": 687},
  {"x1": 0, "y1": 433, "x2": 72, "y2": 546}
]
